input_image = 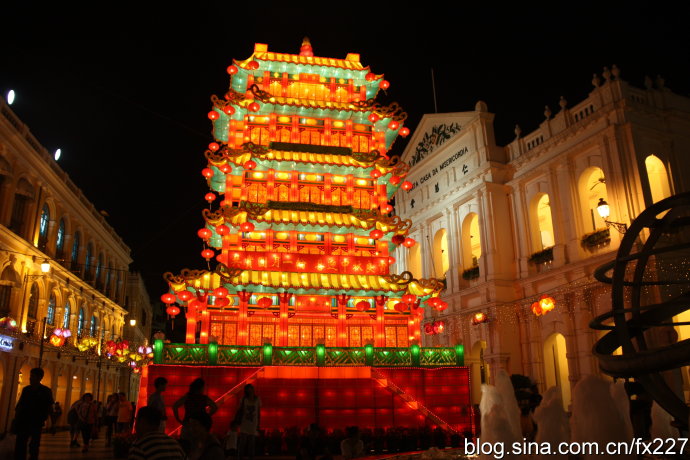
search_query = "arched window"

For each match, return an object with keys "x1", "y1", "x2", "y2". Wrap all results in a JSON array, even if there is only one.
[
  {"x1": 56, "y1": 218, "x2": 66, "y2": 257},
  {"x1": 63, "y1": 302, "x2": 71, "y2": 329},
  {"x1": 71, "y1": 232, "x2": 81, "y2": 266},
  {"x1": 645, "y1": 155, "x2": 672, "y2": 204},
  {"x1": 95, "y1": 253, "x2": 104, "y2": 286},
  {"x1": 531, "y1": 193, "x2": 555, "y2": 249},
  {"x1": 38, "y1": 204, "x2": 50, "y2": 250},
  {"x1": 407, "y1": 240, "x2": 422, "y2": 278},
  {"x1": 9, "y1": 178, "x2": 34, "y2": 237},
  {"x1": 78, "y1": 307, "x2": 85, "y2": 334},
  {"x1": 47, "y1": 293, "x2": 56, "y2": 325},
  {"x1": 105, "y1": 267, "x2": 112, "y2": 296},
  {"x1": 27, "y1": 283, "x2": 39, "y2": 320},
  {"x1": 432, "y1": 229, "x2": 449, "y2": 278},
  {"x1": 461, "y1": 213, "x2": 481, "y2": 269},
  {"x1": 578, "y1": 167, "x2": 608, "y2": 232},
  {"x1": 85, "y1": 244, "x2": 94, "y2": 278},
  {"x1": 90, "y1": 314, "x2": 97, "y2": 336}
]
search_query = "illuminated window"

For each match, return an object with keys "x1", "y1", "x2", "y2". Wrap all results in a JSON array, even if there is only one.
[
  {"x1": 63, "y1": 302, "x2": 71, "y2": 329},
  {"x1": 71, "y1": 232, "x2": 80, "y2": 266},
  {"x1": 578, "y1": 167, "x2": 608, "y2": 232},
  {"x1": 461, "y1": 213, "x2": 481, "y2": 269},
  {"x1": 432, "y1": 228, "x2": 449, "y2": 278},
  {"x1": 47, "y1": 294, "x2": 56, "y2": 325},
  {"x1": 38, "y1": 204, "x2": 50, "y2": 250},
  {"x1": 90, "y1": 314, "x2": 97, "y2": 336},
  {"x1": 531, "y1": 193, "x2": 555, "y2": 249},
  {"x1": 56, "y1": 218, "x2": 65, "y2": 257},
  {"x1": 645, "y1": 155, "x2": 672, "y2": 204},
  {"x1": 407, "y1": 239, "x2": 422, "y2": 278},
  {"x1": 27, "y1": 283, "x2": 39, "y2": 319},
  {"x1": 78, "y1": 307, "x2": 85, "y2": 335}
]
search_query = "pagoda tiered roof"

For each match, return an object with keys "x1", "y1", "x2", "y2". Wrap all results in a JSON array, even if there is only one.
[{"x1": 241, "y1": 43, "x2": 371, "y2": 72}]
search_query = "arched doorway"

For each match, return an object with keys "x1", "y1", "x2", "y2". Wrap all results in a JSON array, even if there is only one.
[
  {"x1": 470, "y1": 340, "x2": 488, "y2": 404},
  {"x1": 578, "y1": 167, "x2": 608, "y2": 233},
  {"x1": 407, "y1": 240, "x2": 422, "y2": 278},
  {"x1": 543, "y1": 333, "x2": 571, "y2": 409},
  {"x1": 432, "y1": 228, "x2": 449, "y2": 278},
  {"x1": 645, "y1": 155, "x2": 672, "y2": 204},
  {"x1": 461, "y1": 214, "x2": 481, "y2": 270}
]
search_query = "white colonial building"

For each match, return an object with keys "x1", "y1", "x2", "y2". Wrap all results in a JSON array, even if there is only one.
[{"x1": 395, "y1": 69, "x2": 690, "y2": 407}]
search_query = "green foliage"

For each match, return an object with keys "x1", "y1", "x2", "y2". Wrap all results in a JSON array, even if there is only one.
[
  {"x1": 581, "y1": 228, "x2": 611, "y2": 250},
  {"x1": 462, "y1": 266, "x2": 480, "y2": 280},
  {"x1": 528, "y1": 247, "x2": 554, "y2": 265}
]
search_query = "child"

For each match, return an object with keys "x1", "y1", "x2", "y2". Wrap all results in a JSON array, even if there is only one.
[{"x1": 224, "y1": 421, "x2": 239, "y2": 457}]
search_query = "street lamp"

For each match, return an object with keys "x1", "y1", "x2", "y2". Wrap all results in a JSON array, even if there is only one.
[
  {"x1": 596, "y1": 198, "x2": 628, "y2": 234},
  {"x1": 129, "y1": 319, "x2": 137, "y2": 327}
]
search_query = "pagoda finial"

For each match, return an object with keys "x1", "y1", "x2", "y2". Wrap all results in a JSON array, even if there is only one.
[{"x1": 300, "y1": 37, "x2": 314, "y2": 57}]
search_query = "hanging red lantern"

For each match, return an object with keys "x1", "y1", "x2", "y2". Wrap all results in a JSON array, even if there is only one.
[
  {"x1": 197, "y1": 228, "x2": 212, "y2": 240},
  {"x1": 247, "y1": 61, "x2": 260, "y2": 70},
  {"x1": 355, "y1": 300, "x2": 370, "y2": 312},
  {"x1": 370, "y1": 169, "x2": 382, "y2": 179},
  {"x1": 365, "y1": 72, "x2": 376, "y2": 81},
  {"x1": 399, "y1": 127, "x2": 410, "y2": 137},
  {"x1": 201, "y1": 168, "x2": 214, "y2": 178},
  {"x1": 388, "y1": 256, "x2": 396, "y2": 264},
  {"x1": 213, "y1": 287, "x2": 229, "y2": 298},
  {"x1": 258, "y1": 297, "x2": 273, "y2": 308},
  {"x1": 379, "y1": 80, "x2": 390, "y2": 90},
  {"x1": 215, "y1": 297, "x2": 230, "y2": 308},
  {"x1": 208, "y1": 111, "x2": 219, "y2": 120},
  {"x1": 401, "y1": 181, "x2": 413, "y2": 191},
  {"x1": 369, "y1": 229, "x2": 383, "y2": 239},
  {"x1": 403, "y1": 237, "x2": 416, "y2": 248},
  {"x1": 382, "y1": 204, "x2": 393, "y2": 213},
  {"x1": 208, "y1": 142, "x2": 220, "y2": 151},
  {"x1": 389, "y1": 175, "x2": 401, "y2": 185},
  {"x1": 388, "y1": 121, "x2": 399, "y2": 130},
  {"x1": 244, "y1": 160, "x2": 257, "y2": 170},
  {"x1": 433, "y1": 321, "x2": 445, "y2": 334},
  {"x1": 205, "y1": 193, "x2": 216, "y2": 202},
  {"x1": 161, "y1": 293, "x2": 176, "y2": 305},
  {"x1": 427, "y1": 297, "x2": 441, "y2": 308},
  {"x1": 394, "y1": 302, "x2": 409, "y2": 313},
  {"x1": 402, "y1": 294, "x2": 416, "y2": 304},
  {"x1": 424, "y1": 323, "x2": 434, "y2": 335},
  {"x1": 391, "y1": 235, "x2": 405, "y2": 245},
  {"x1": 368, "y1": 113, "x2": 379, "y2": 123},
  {"x1": 215, "y1": 224, "x2": 230, "y2": 235},
  {"x1": 240, "y1": 222, "x2": 255, "y2": 232},
  {"x1": 248, "y1": 102, "x2": 260, "y2": 112},
  {"x1": 166, "y1": 305, "x2": 180, "y2": 318},
  {"x1": 472, "y1": 312, "x2": 488, "y2": 325},
  {"x1": 201, "y1": 249, "x2": 215, "y2": 260},
  {"x1": 436, "y1": 300, "x2": 448, "y2": 311},
  {"x1": 178, "y1": 291, "x2": 193, "y2": 302},
  {"x1": 220, "y1": 164, "x2": 232, "y2": 173},
  {"x1": 227, "y1": 65, "x2": 239, "y2": 75},
  {"x1": 223, "y1": 105, "x2": 235, "y2": 115}
]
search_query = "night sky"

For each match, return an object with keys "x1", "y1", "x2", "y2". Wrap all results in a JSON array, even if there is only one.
[{"x1": 3, "y1": 3, "x2": 690, "y2": 300}]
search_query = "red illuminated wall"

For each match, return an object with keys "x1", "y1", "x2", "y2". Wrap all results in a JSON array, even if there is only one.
[{"x1": 144, "y1": 365, "x2": 472, "y2": 436}]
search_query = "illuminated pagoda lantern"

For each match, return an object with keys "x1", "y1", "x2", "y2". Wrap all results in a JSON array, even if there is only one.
[{"x1": 148, "y1": 40, "x2": 472, "y2": 436}]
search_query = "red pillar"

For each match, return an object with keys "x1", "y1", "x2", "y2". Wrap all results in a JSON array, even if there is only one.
[
  {"x1": 374, "y1": 295, "x2": 388, "y2": 347},
  {"x1": 278, "y1": 292, "x2": 293, "y2": 346},
  {"x1": 237, "y1": 291, "x2": 251, "y2": 346},
  {"x1": 336, "y1": 294, "x2": 351, "y2": 347}
]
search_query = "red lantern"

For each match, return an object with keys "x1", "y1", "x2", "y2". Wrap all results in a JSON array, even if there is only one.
[
  {"x1": 369, "y1": 229, "x2": 383, "y2": 239},
  {"x1": 244, "y1": 160, "x2": 257, "y2": 170},
  {"x1": 424, "y1": 323, "x2": 434, "y2": 335},
  {"x1": 215, "y1": 224, "x2": 230, "y2": 235},
  {"x1": 365, "y1": 72, "x2": 376, "y2": 81},
  {"x1": 379, "y1": 80, "x2": 390, "y2": 90},
  {"x1": 368, "y1": 113, "x2": 379, "y2": 123},
  {"x1": 356, "y1": 300, "x2": 370, "y2": 312},
  {"x1": 532, "y1": 294, "x2": 555, "y2": 316},
  {"x1": 399, "y1": 127, "x2": 410, "y2": 137},
  {"x1": 247, "y1": 61, "x2": 260, "y2": 70},
  {"x1": 391, "y1": 235, "x2": 405, "y2": 245},
  {"x1": 370, "y1": 169, "x2": 382, "y2": 179},
  {"x1": 436, "y1": 301, "x2": 448, "y2": 311},
  {"x1": 258, "y1": 297, "x2": 272, "y2": 308},
  {"x1": 178, "y1": 291, "x2": 193, "y2": 302},
  {"x1": 208, "y1": 111, "x2": 219, "y2": 120},
  {"x1": 240, "y1": 222, "x2": 255, "y2": 232},
  {"x1": 248, "y1": 102, "x2": 260, "y2": 112},
  {"x1": 201, "y1": 249, "x2": 215, "y2": 260},
  {"x1": 472, "y1": 312, "x2": 488, "y2": 325},
  {"x1": 161, "y1": 293, "x2": 176, "y2": 305},
  {"x1": 382, "y1": 204, "x2": 393, "y2": 214},
  {"x1": 197, "y1": 228, "x2": 212, "y2": 240},
  {"x1": 389, "y1": 176, "x2": 401, "y2": 185},
  {"x1": 388, "y1": 121, "x2": 399, "y2": 130},
  {"x1": 202, "y1": 168, "x2": 214, "y2": 178},
  {"x1": 220, "y1": 164, "x2": 232, "y2": 173},
  {"x1": 223, "y1": 105, "x2": 235, "y2": 115},
  {"x1": 213, "y1": 287, "x2": 229, "y2": 298},
  {"x1": 388, "y1": 256, "x2": 396, "y2": 264},
  {"x1": 402, "y1": 294, "x2": 416, "y2": 304},
  {"x1": 403, "y1": 237, "x2": 416, "y2": 248},
  {"x1": 427, "y1": 297, "x2": 441, "y2": 308},
  {"x1": 401, "y1": 181, "x2": 413, "y2": 191},
  {"x1": 433, "y1": 321, "x2": 445, "y2": 334},
  {"x1": 205, "y1": 193, "x2": 216, "y2": 202},
  {"x1": 215, "y1": 297, "x2": 230, "y2": 308},
  {"x1": 227, "y1": 65, "x2": 239, "y2": 75},
  {"x1": 166, "y1": 305, "x2": 180, "y2": 318},
  {"x1": 394, "y1": 302, "x2": 409, "y2": 313},
  {"x1": 208, "y1": 142, "x2": 220, "y2": 151}
]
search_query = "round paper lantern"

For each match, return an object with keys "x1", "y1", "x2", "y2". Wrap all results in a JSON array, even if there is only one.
[
  {"x1": 391, "y1": 235, "x2": 405, "y2": 245},
  {"x1": 427, "y1": 297, "x2": 441, "y2": 308},
  {"x1": 382, "y1": 204, "x2": 393, "y2": 213},
  {"x1": 401, "y1": 181, "x2": 413, "y2": 191},
  {"x1": 213, "y1": 287, "x2": 229, "y2": 298},
  {"x1": 394, "y1": 302, "x2": 408, "y2": 312},
  {"x1": 403, "y1": 237, "x2": 416, "y2": 248},
  {"x1": 161, "y1": 293, "x2": 176, "y2": 304},
  {"x1": 208, "y1": 142, "x2": 220, "y2": 151},
  {"x1": 227, "y1": 65, "x2": 238, "y2": 75},
  {"x1": 388, "y1": 256, "x2": 396, "y2": 264},
  {"x1": 379, "y1": 80, "x2": 390, "y2": 90},
  {"x1": 215, "y1": 224, "x2": 230, "y2": 235},
  {"x1": 365, "y1": 72, "x2": 376, "y2": 81},
  {"x1": 240, "y1": 222, "x2": 255, "y2": 232},
  {"x1": 424, "y1": 323, "x2": 434, "y2": 335},
  {"x1": 178, "y1": 291, "x2": 193, "y2": 301},
  {"x1": 402, "y1": 294, "x2": 416, "y2": 305},
  {"x1": 247, "y1": 61, "x2": 260, "y2": 70},
  {"x1": 205, "y1": 193, "x2": 216, "y2": 202},
  {"x1": 208, "y1": 111, "x2": 219, "y2": 120},
  {"x1": 433, "y1": 321, "x2": 445, "y2": 334},
  {"x1": 201, "y1": 168, "x2": 214, "y2": 178},
  {"x1": 220, "y1": 164, "x2": 232, "y2": 173},
  {"x1": 215, "y1": 297, "x2": 230, "y2": 308},
  {"x1": 197, "y1": 228, "x2": 212, "y2": 240},
  {"x1": 368, "y1": 113, "x2": 379, "y2": 123},
  {"x1": 258, "y1": 297, "x2": 272, "y2": 308},
  {"x1": 223, "y1": 105, "x2": 235, "y2": 115},
  {"x1": 472, "y1": 312, "x2": 488, "y2": 325},
  {"x1": 370, "y1": 169, "x2": 382, "y2": 179},
  {"x1": 356, "y1": 300, "x2": 370, "y2": 312},
  {"x1": 166, "y1": 305, "x2": 180, "y2": 317},
  {"x1": 248, "y1": 102, "x2": 260, "y2": 112},
  {"x1": 389, "y1": 175, "x2": 401, "y2": 185},
  {"x1": 436, "y1": 301, "x2": 448, "y2": 311},
  {"x1": 399, "y1": 127, "x2": 410, "y2": 137},
  {"x1": 388, "y1": 121, "x2": 399, "y2": 130},
  {"x1": 244, "y1": 160, "x2": 257, "y2": 170},
  {"x1": 369, "y1": 229, "x2": 384, "y2": 239},
  {"x1": 201, "y1": 249, "x2": 215, "y2": 259}
]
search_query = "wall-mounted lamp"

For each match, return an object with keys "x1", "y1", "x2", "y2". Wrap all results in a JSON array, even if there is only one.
[{"x1": 596, "y1": 198, "x2": 628, "y2": 234}]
